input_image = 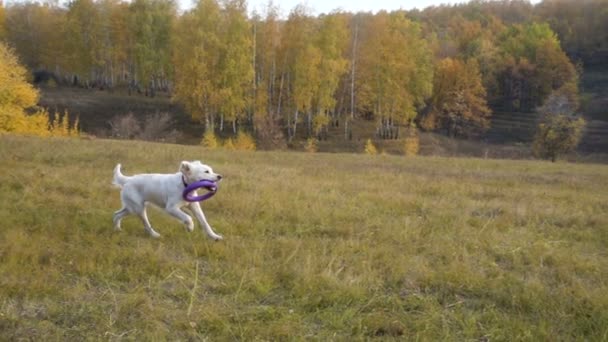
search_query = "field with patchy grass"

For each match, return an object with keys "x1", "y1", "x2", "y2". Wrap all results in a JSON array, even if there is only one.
[{"x1": 0, "y1": 135, "x2": 607, "y2": 340}]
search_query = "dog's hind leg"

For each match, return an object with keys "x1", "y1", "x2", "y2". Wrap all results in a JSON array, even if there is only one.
[
  {"x1": 113, "y1": 207, "x2": 129, "y2": 231},
  {"x1": 137, "y1": 207, "x2": 161, "y2": 238},
  {"x1": 121, "y1": 190, "x2": 160, "y2": 238}
]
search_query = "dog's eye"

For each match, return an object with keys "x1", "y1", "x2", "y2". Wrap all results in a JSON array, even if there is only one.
[{"x1": 205, "y1": 170, "x2": 210, "y2": 173}]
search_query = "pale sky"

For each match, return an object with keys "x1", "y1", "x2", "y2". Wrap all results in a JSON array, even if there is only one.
[{"x1": 178, "y1": 0, "x2": 541, "y2": 17}]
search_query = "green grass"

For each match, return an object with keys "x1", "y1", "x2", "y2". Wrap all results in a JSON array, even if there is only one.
[{"x1": 1, "y1": 134, "x2": 607, "y2": 340}]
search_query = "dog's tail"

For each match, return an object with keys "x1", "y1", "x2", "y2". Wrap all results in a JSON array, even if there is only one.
[{"x1": 112, "y1": 163, "x2": 130, "y2": 188}]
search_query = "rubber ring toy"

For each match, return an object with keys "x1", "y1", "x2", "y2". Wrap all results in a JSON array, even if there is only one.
[{"x1": 183, "y1": 180, "x2": 218, "y2": 202}]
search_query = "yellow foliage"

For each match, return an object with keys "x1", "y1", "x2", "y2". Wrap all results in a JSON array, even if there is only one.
[
  {"x1": 419, "y1": 111, "x2": 438, "y2": 131},
  {"x1": 313, "y1": 114, "x2": 330, "y2": 135},
  {"x1": 0, "y1": 42, "x2": 41, "y2": 134},
  {"x1": 404, "y1": 137, "x2": 420, "y2": 156},
  {"x1": 364, "y1": 139, "x2": 377, "y2": 155},
  {"x1": 305, "y1": 138, "x2": 318, "y2": 153},
  {"x1": 201, "y1": 130, "x2": 219, "y2": 149},
  {"x1": 1, "y1": 111, "x2": 50, "y2": 137},
  {"x1": 430, "y1": 58, "x2": 491, "y2": 137},
  {"x1": 234, "y1": 131, "x2": 256, "y2": 151}
]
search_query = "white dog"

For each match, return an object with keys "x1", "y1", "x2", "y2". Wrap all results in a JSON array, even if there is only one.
[{"x1": 112, "y1": 161, "x2": 223, "y2": 240}]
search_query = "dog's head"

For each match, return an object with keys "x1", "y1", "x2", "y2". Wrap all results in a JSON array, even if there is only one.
[{"x1": 180, "y1": 160, "x2": 222, "y2": 183}]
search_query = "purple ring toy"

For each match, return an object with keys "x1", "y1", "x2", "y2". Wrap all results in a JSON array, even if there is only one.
[{"x1": 183, "y1": 180, "x2": 218, "y2": 202}]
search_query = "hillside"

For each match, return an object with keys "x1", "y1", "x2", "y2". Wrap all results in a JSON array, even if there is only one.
[
  {"x1": 1, "y1": 135, "x2": 607, "y2": 340},
  {"x1": 483, "y1": 65, "x2": 608, "y2": 153},
  {"x1": 37, "y1": 86, "x2": 204, "y2": 144},
  {"x1": 37, "y1": 79, "x2": 607, "y2": 159}
]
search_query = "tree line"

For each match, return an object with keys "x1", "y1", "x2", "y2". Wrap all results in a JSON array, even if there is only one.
[{"x1": 1, "y1": 0, "x2": 604, "y2": 143}]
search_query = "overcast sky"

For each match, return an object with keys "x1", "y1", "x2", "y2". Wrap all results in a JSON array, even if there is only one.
[{"x1": 178, "y1": 0, "x2": 540, "y2": 17}]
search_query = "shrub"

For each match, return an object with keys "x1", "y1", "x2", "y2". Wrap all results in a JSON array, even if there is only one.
[
  {"x1": 533, "y1": 114, "x2": 585, "y2": 162},
  {"x1": 107, "y1": 112, "x2": 178, "y2": 142},
  {"x1": 403, "y1": 128, "x2": 420, "y2": 156},
  {"x1": 234, "y1": 131, "x2": 256, "y2": 151},
  {"x1": 533, "y1": 88, "x2": 585, "y2": 162},
  {"x1": 0, "y1": 111, "x2": 50, "y2": 136},
  {"x1": 49, "y1": 111, "x2": 79, "y2": 137},
  {"x1": 254, "y1": 113, "x2": 286, "y2": 150},
  {"x1": 140, "y1": 112, "x2": 173, "y2": 141},
  {"x1": 201, "y1": 130, "x2": 219, "y2": 149},
  {"x1": 364, "y1": 139, "x2": 377, "y2": 155},
  {"x1": 305, "y1": 138, "x2": 318, "y2": 153},
  {"x1": 223, "y1": 138, "x2": 235, "y2": 150},
  {"x1": 108, "y1": 113, "x2": 141, "y2": 139}
]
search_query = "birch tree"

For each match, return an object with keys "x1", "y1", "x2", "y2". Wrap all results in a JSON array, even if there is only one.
[
  {"x1": 280, "y1": 5, "x2": 319, "y2": 140},
  {"x1": 5, "y1": 2, "x2": 66, "y2": 72},
  {"x1": 251, "y1": 3, "x2": 286, "y2": 148},
  {"x1": 312, "y1": 12, "x2": 349, "y2": 137},
  {"x1": 357, "y1": 11, "x2": 433, "y2": 139},
  {"x1": 129, "y1": 0, "x2": 175, "y2": 96},
  {"x1": 64, "y1": 0, "x2": 103, "y2": 84},
  {"x1": 172, "y1": 0, "x2": 221, "y2": 129},
  {"x1": 0, "y1": 1, "x2": 5, "y2": 40},
  {"x1": 216, "y1": 0, "x2": 253, "y2": 133}
]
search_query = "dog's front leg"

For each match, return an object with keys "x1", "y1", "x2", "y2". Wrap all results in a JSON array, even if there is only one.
[
  {"x1": 188, "y1": 202, "x2": 223, "y2": 241},
  {"x1": 165, "y1": 205, "x2": 195, "y2": 232}
]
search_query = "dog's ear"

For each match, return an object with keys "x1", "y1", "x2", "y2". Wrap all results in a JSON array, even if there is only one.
[{"x1": 180, "y1": 161, "x2": 191, "y2": 175}]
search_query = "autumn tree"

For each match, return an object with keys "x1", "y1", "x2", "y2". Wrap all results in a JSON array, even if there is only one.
[
  {"x1": 357, "y1": 11, "x2": 433, "y2": 139},
  {"x1": 96, "y1": 0, "x2": 132, "y2": 88},
  {"x1": 251, "y1": 4, "x2": 286, "y2": 148},
  {"x1": 496, "y1": 22, "x2": 578, "y2": 112},
  {"x1": 252, "y1": 3, "x2": 281, "y2": 118},
  {"x1": 347, "y1": 13, "x2": 361, "y2": 120},
  {"x1": 279, "y1": 5, "x2": 320, "y2": 140},
  {"x1": 5, "y1": 0, "x2": 135, "y2": 88},
  {"x1": 536, "y1": 0, "x2": 608, "y2": 65},
  {"x1": 0, "y1": 42, "x2": 49, "y2": 135},
  {"x1": 425, "y1": 58, "x2": 491, "y2": 138},
  {"x1": 173, "y1": 0, "x2": 253, "y2": 134},
  {"x1": 4, "y1": 2, "x2": 66, "y2": 72},
  {"x1": 533, "y1": 114, "x2": 585, "y2": 162},
  {"x1": 310, "y1": 13, "x2": 349, "y2": 137},
  {"x1": 336, "y1": 12, "x2": 365, "y2": 140},
  {"x1": 129, "y1": 0, "x2": 175, "y2": 96},
  {"x1": 0, "y1": 1, "x2": 6, "y2": 40},
  {"x1": 216, "y1": 0, "x2": 253, "y2": 133},
  {"x1": 63, "y1": 0, "x2": 104, "y2": 84},
  {"x1": 443, "y1": 14, "x2": 506, "y2": 103},
  {"x1": 173, "y1": 0, "x2": 219, "y2": 129}
]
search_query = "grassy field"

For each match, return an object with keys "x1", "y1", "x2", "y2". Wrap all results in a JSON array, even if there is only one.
[{"x1": 0, "y1": 135, "x2": 607, "y2": 340}]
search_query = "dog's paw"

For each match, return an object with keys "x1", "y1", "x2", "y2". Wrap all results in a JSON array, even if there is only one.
[
  {"x1": 212, "y1": 234, "x2": 223, "y2": 241},
  {"x1": 149, "y1": 231, "x2": 161, "y2": 239}
]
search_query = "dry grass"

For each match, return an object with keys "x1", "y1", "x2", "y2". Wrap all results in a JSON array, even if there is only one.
[{"x1": 0, "y1": 134, "x2": 607, "y2": 340}]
